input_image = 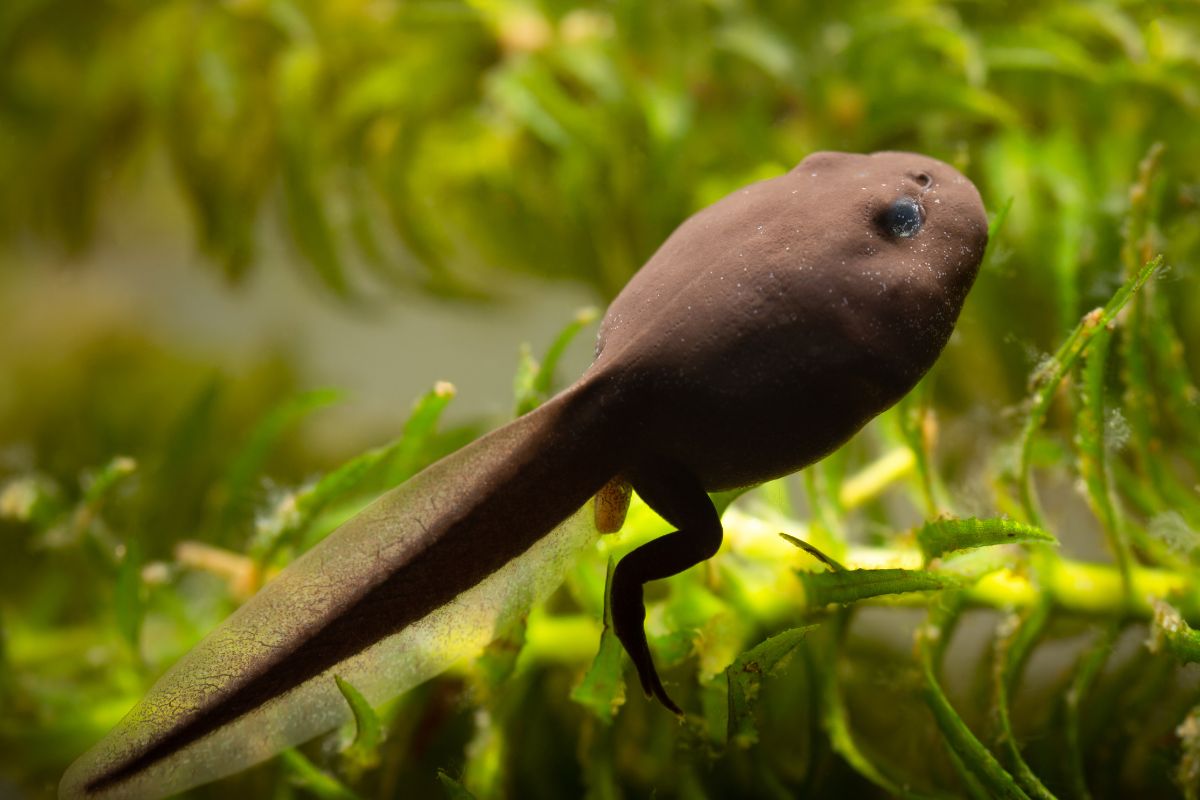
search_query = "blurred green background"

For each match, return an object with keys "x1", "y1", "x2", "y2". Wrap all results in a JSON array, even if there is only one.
[{"x1": 2, "y1": 1, "x2": 1200, "y2": 798}]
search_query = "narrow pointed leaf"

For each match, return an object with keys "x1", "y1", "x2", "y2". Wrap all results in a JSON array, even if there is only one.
[
  {"x1": 438, "y1": 770, "x2": 477, "y2": 800},
  {"x1": 918, "y1": 594, "x2": 1030, "y2": 800},
  {"x1": 218, "y1": 389, "x2": 341, "y2": 537},
  {"x1": 334, "y1": 675, "x2": 381, "y2": 758},
  {"x1": 991, "y1": 604, "x2": 1055, "y2": 799},
  {"x1": 918, "y1": 517, "x2": 1057, "y2": 563},
  {"x1": 114, "y1": 540, "x2": 144, "y2": 651},
  {"x1": 572, "y1": 558, "x2": 626, "y2": 723},
  {"x1": 279, "y1": 749, "x2": 361, "y2": 800},
  {"x1": 726, "y1": 626, "x2": 815, "y2": 747},
  {"x1": 801, "y1": 568, "x2": 962, "y2": 607}
]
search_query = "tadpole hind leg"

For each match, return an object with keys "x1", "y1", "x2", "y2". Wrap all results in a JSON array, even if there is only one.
[{"x1": 610, "y1": 460, "x2": 722, "y2": 715}]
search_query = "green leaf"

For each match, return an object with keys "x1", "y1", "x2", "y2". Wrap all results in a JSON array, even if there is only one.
[
  {"x1": 472, "y1": 612, "x2": 528, "y2": 704},
  {"x1": 380, "y1": 380, "x2": 458, "y2": 488},
  {"x1": 114, "y1": 539, "x2": 144, "y2": 651},
  {"x1": 1062, "y1": 623, "x2": 1117, "y2": 799},
  {"x1": 802, "y1": 463, "x2": 847, "y2": 559},
  {"x1": 800, "y1": 568, "x2": 962, "y2": 607},
  {"x1": 725, "y1": 626, "x2": 814, "y2": 748},
  {"x1": 986, "y1": 195, "x2": 1015, "y2": 247},
  {"x1": 437, "y1": 770, "x2": 478, "y2": 800},
  {"x1": 515, "y1": 308, "x2": 597, "y2": 416},
  {"x1": 83, "y1": 456, "x2": 138, "y2": 509},
  {"x1": 279, "y1": 749, "x2": 362, "y2": 800},
  {"x1": 916, "y1": 671, "x2": 1032, "y2": 796},
  {"x1": 462, "y1": 706, "x2": 506, "y2": 800},
  {"x1": 779, "y1": 533, "x2": 847, "y2": 572},
  {"x1": 896, "y1": 385, "x2": 949, "y2": 518},
  {"x1": 277, "y1": 45, "x2": 349, "y2": 297},
  {"x1": 486, "y1": 61, "x2": 572, "y2": 150},
  {"x1": 711, "y1": 487, "x2": 752, "y2": 517},
  {"x1": 334, "y1": 675, "x2": 381, "y2": 766},
  {"x1": 142, "y1": 377, "x2": 222, "y2": 540},
  {"x1": 534, "y1": 307, "x2": 598, "y2": 399},
  {"x1": 577, "y1": 721, "x2": 620, "y2": 800},
  {"x1": 1074, "y1": 324, "x2": 1134, "y2": 597},
  {"x1": 990, "y1": 604, "x2": 1055, "y2": 799},
  {"x1": 253, "y1": 383, "x2": 455, "y2": 560},
  {"x1": 217, "y1": 388, "x2": 341, "y2": 540},
  {"x1": 0, "y1": 611, "x2": 11, "y2": 705},
  {"x1": 819, "y1": 642, "x2": 948, "y2": 799},
  {"x1": 917, "y1": 517, "x2": 1057, "y2": 563},
  {"x1": 716, "y1": 18, "x2": 796, "y2": 80},
  {"x1": 917, "y1": 593, "x2": 1030, "y2": 800},
  {"x1": 1018, "y1": 255, "x2": 1162, "y2": 526},
  {"x1": 572, "y1": 558, "x2": 626, "y2": 723},
  {"x1": 511, "y1": 344, "x2": 541, "y2": 418}
]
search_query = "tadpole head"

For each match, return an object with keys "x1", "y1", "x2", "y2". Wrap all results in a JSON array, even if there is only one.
[{"x1": 794, "y1": 150, "x2": 988, "y2": 303}]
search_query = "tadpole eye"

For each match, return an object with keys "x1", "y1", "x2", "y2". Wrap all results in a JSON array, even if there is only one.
[{"x1": 881, "y1": 196, "x2": 924, "y2": 238}]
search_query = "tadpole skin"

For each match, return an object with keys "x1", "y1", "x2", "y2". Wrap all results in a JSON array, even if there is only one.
[{"x1": 62, "y1": 151, "x2": 987, "y2": 799}]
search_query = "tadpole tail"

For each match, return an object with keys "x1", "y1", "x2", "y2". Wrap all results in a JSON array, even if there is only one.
[{"x1": 61, "y1": 379, "x2": 621, "y2": 800}]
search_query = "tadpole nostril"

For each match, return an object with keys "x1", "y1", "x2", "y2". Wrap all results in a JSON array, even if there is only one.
[{"x1": 914, "y1": 172, "x2": 933, "y2": 188}]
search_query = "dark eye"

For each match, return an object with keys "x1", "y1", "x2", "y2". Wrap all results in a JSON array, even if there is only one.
[{"x1": 881, "y1": 197, "x2": 924, "y2": 238}]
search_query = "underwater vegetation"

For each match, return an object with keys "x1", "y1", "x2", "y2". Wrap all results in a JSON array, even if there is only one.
[{"x1": 2, "y1": 1, "x2": 1200, "y2": 798}]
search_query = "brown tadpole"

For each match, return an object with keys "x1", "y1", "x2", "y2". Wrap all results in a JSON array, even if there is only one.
[
  {"x1": 62, "y1": 151, "x2": 987, "y2": 799},
  {"x1": 588, "y1": 150, "x2": 987, "y2": 711}
]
